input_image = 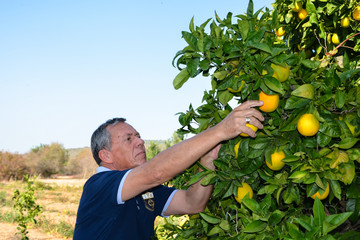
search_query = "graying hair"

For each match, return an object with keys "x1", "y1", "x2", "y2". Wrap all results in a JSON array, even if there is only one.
[{"x1": 91, "y1": 118, "x2": 126, "y2": 165}]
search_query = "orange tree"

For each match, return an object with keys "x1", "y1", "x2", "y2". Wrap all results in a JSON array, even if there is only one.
[{"x1": 164, "y1": 0, "x2": 360, "y2": 239}]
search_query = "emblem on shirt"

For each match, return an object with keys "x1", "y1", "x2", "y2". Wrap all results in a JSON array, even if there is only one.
[{"x1": 142, "y1": 192, "x2": 154, "y2": 212}]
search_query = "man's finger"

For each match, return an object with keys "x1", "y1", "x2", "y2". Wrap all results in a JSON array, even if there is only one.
[{"x1": 234, "y1": 100, "x2": 264, "y2": 110}]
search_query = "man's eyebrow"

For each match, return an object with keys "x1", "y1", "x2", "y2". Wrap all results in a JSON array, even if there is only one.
[{"x1": 123, "y1": 132, "x2": 140, "y2": 137}]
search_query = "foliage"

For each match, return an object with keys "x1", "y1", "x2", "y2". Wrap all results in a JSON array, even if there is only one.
[
  {"x1": 12, "y1": 175, "x2": 42, "y2": 240},
  {"x1": 147, "y1": 141, "x2": 163, "y2": 160},
  {"x1": 167, "y1": 0, "x2": 360, "y2": 238},
  {"x1": 0, "y1": 151, "x2": 29, "y2": 180},
  {"x1": 64, "y1": 147, "x2": 97, "y2": 177},
  {"x1": 26, "y1": 143, "x2": 69, "y2": 177}
]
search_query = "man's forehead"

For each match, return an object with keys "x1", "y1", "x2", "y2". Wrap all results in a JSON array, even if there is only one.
[{"x1": 107, "y1": 122, "x2": 138, "y2": 135}]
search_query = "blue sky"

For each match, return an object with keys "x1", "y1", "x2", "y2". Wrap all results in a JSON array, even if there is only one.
[{"x1": 0, "y1": 0, "x2": 272, "y2": 153}]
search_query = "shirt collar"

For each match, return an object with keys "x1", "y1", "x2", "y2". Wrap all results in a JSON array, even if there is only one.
[{"x1": 96, "y1": 166, "x2": 111, "y2": 173}]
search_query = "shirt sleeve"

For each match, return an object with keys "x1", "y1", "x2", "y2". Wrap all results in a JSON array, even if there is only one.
[
  {"x1": 161, "y1": 189, "x2": 178, "y2": 217},
  {"x1": 152, "y1": 185, "x2": 177, "y2": 217},
  {"x1": 117, "y1": 169, "x2": 132, "y2": 204}
]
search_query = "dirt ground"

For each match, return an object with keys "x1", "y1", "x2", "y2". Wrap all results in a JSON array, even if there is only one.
[{"x1": 0, "y1": 222, "x2": 64, "y2": 240}]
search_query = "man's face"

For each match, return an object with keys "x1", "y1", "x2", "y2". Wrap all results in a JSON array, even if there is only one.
[{"x1": 106, "y1": 122, "x2": 147, "y2": 170}]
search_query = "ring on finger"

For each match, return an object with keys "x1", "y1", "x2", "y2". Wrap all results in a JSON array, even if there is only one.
[{"x1": 246, "y1": 117, "x2": 251, "y2": 124}]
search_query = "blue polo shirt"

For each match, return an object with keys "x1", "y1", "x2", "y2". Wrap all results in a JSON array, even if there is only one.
[{"x1": 73, "y1": 167, "x2": 177, "y2": 240}]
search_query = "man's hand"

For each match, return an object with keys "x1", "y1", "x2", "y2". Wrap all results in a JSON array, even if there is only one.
[
  {"x1": 200, "y1": 144, "x2": 221, "y2": 171},
  {"x1": 216, "y1": 100, "x2": 264, "y2": 140}
]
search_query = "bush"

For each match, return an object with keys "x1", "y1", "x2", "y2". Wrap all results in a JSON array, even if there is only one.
[{"x1": 0, "y1": 151, "x2": 29, "y2": 180}]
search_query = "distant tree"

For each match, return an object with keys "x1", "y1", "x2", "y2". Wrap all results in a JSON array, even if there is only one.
[
  {"x1": 26, "y1": 143, "x2": 68, "y2": 178},
  {"x1": 65, "y1": 148, "x2": 97, "y2": 178},
  {"x1": 0, "y1": 151, "x2": 29, "y2": 180},
  {"x1": 146, "y1": 141, "x2": 162, "y2": 160},
  {"x1": 164, "y1": 132, "x2": 183, "y2": 148}
]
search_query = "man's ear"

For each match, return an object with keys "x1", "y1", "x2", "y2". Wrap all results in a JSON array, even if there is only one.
[{"x1": 99, "y1": 149, "x2": 113, "y2": 164}]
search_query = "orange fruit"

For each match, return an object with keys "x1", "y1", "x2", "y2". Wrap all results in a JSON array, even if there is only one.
[
  {"x1": 240, "y1": 124, "x2": 258, "y2": 137},
  {"x1": 297, "y1": 113, "x2": 320, "y2": 136},
  {"x1": 341, "y1": 17, "x2": 350, "y2": 28},
  {"x1": 259, "y1": 91, "x2": 280, "y2": 113},
  {"x1": 353, "y1": 6, "x2": 360, "y2": 20},
  {"x1": 266, "y1": 150, "x2": 286, "y2": 171},
  {"x1": 332, "y1": 33, "x2": 340, "y2": 45},
  {"x1": 311, "y1": 182, "x2": 330, "y2": 200},
  {"x1": 298, "y1": 9, "x2": 308, "y2": 20},
  {"x1": 276, "y1": 27, "x2": 285, "y2": 37},
  {"x1": 234, "y1": 182, "x2": 253, "y2": 203}
]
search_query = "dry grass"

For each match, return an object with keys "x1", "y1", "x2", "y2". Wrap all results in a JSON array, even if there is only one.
[{"x1": 0, "y1": 178, "x2": 86, "y2": 239}]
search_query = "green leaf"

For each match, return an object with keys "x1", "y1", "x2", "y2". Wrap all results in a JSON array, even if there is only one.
[
  {"x1": 283, "y1": 184, "x2": 300, "y2": 204},
  {"x1": 201, "y1": 172, "x2": 217, "y2": 186},
  {"x1": 200, "y1": 212, "x2": 220, "y2": 224},
  {"x1": 246, "y1": 0, "x2": 254, "y2": 18},
  {"x1": 189, "y1": 16, "x2": 195, "y2": 33},
  {"x1": 186, "y1": 171, "x2": 208, "y2": 186},
  {"x1": 207, "y1": 225, "x2": 223, "y2": 236},
  {"x1": 294, "y1": 216, "x2": 312, "y2": 232},
  {"x1": 218, "y1": 90, "x2": 233, "y2": 105},
  {"x1": 301, "y1": 59, "x2": 320, "y2": 68},
  {"x1": 242, "y1": 198, "x2": 260, "y2": 213},
  {"x1": 173, "y1": 69, "x2": 190, "y2": 90},
  {"x1": 285, "y1": 96, "x2": 311, "y2": 110},
  {"x1": 339, "y1": 162, "x2": 355, "y2": 185},
  {"x1": 268, "y1": 210, "x2": 285, "y2": 227},
  {"x1": 182, "y1": 31, "x2": 198, "y2": 51},
  {"x1": 249, "y1": 137, "x2": 269, "y2": 149},
  {"x1": 238, "y1": 19, "x2": 250, "y2": 40},
  {"x1": 330, "y1": 180, "x2": 341, "y2": 200},
  {"x1": 323, "y1": 212, "x2": 353, "y2": 235},
  {"x1": 313, "y1": 198, "x2": 325, "y2": 229},
  {"x1": 213, "y1": 71, "x2": 228, "y2": 80},
  {"x1": 219, "y1": 219, "x2": 230, "y2": 231},
  {"x1": 291, "y1": 84, "x2": 315, "y2": 99},
  {"x1": 264, "y1": 76, "x2": 284, "y2": 94},
  {"x1": 286, "y1": 222, "x2": 304, "y2": 239},
  {"x1": 319, "y1": 118, "x2": 341, "y2": 137},
  {"x1": 338, "y1": 138, "x2": 359, "y2": 149},
  {"x1": 339, "y1": 68, "x2": 360, "y2": 83},
  {"x1": 247, "y1": 42, "x2": 272, "y2": 54},
  {"x1": 243, "y1": 220, "x2": 267, "y2": 233},
  {"x1": 335, "y1": 91, "x2": 345, "y2": 109},
  {"x1": 186, "y1": 57, "x2": 200, "y2": 77},
  {"x1": 346, "y1": 198, "x2": 360, "y2": 222}
]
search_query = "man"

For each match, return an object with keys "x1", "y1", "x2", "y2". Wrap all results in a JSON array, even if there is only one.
[{"x1": 73, "y1": 100, "x2": 264, "y2": 239}]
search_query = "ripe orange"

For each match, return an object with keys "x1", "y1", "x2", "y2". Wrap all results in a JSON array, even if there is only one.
[
  {"x1": 240, "y1": 124, "x2": 258, "y2": 137},
  {"x1": 259, "y1": 91, "x2": 280, "y2": 113},
  {"x1": 234, "y1": 182, "x2": 253, "y2": 203},
  {"x1": 276, "y1": 27, "x2": 285, "y2": 37},
  {"x1": 297, "y1": 113, "x2": 320, "y2": 136},
  {"x1": 311, "y1": 182, "x2": 330, "y2": 200},
  {"x1": 353, "y1": 6, "x2": 360, "y2": 20},
  {"x1": 266, "y1": 150, "x2": 286, "y2": 171},
  {"x1": 332, "y1": 33, "x2": 340, "y2": 45},
  {"x1": 341, "y1": 17, "x2": 350, "y2": 28},
  {"x1": 298, "y1": 9, "x2": 308, "y2": 20}
]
